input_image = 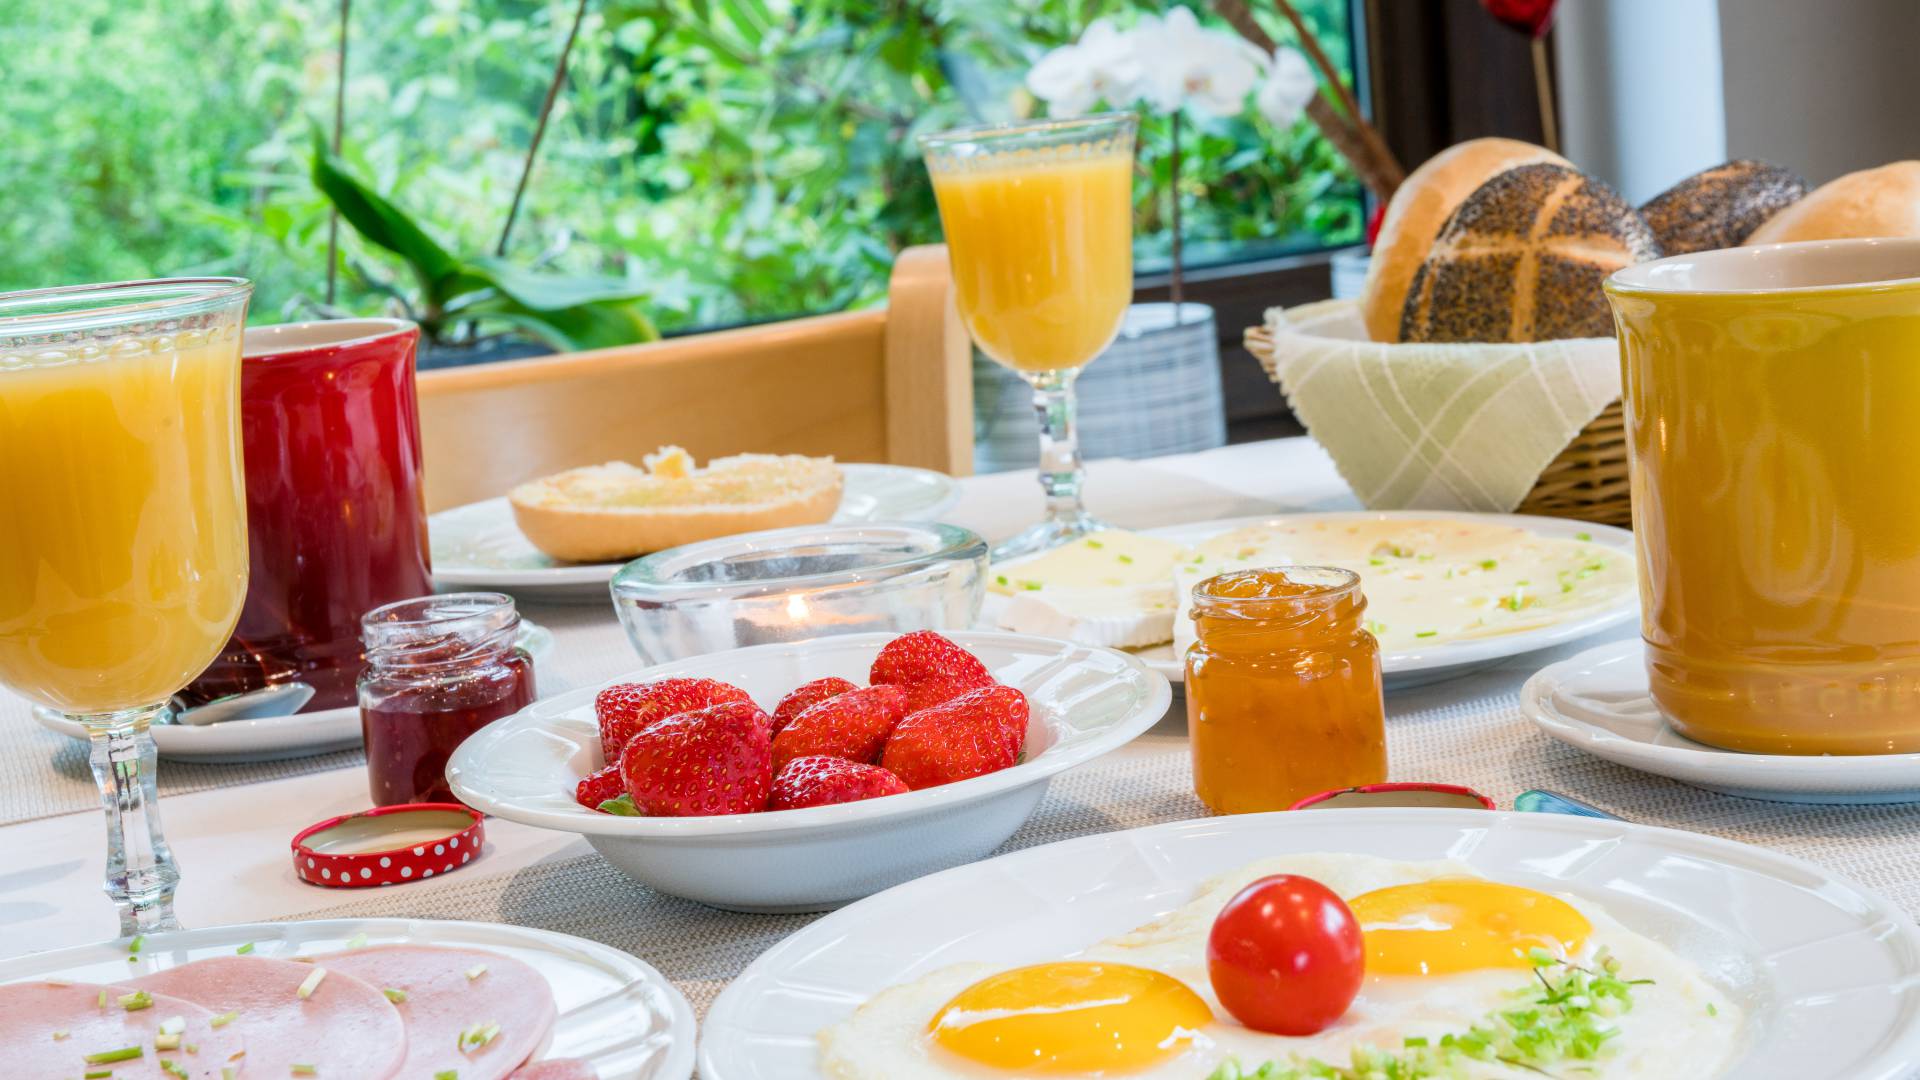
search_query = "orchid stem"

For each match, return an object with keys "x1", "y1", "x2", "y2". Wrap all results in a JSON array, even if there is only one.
[{"x1": 1169, "y1": 110, "x2": 1184, "y2": 323}]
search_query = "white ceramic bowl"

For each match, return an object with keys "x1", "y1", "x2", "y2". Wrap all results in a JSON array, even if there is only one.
[{"x1": 447, "y1": 631, "x2": 1172, "y2": 912}]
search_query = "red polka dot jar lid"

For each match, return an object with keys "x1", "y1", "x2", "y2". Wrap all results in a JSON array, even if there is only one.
[{"x1": 291, "y1": 803, "x2": 485, "y2": 888}]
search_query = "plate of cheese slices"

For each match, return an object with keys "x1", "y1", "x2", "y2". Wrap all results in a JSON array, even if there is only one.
[{"x1": 983, "y1": 511, "x2": 1638, "y2": 690}]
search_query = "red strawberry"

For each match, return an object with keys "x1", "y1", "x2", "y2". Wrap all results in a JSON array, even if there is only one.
[
  {"x1": 771, "y1": 684, "x2": 908, "y2": 771},
  {"x1": 769, "y1": 755, "x2": 910, "y2": 811},
  {"x1": 882, "y1": 685, "x2": 1030, "y2": 790},
  {"x1": 899, "y1": 673, "x2": 992, "y2": 714},
  {"x1": 596, "y1": 677, "x2": 754, "y2": 758},
  {"x1": 771, "y1": 676, "x2": 859, "y2": 736},
  {"x1": 574, "y1": 762, "x2": 627, "y2": 810},
  {"x1": 617, "y1": 700, "x2": 773, "y2": 816},
  {"x1": 870, "y1": 630, "x2": 991, "y2": 689}
]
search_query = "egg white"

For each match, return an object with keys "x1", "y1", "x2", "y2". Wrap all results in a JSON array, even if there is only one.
[{"x1": 818, "y1": 853, "x2": 1743, "y2": 1079}]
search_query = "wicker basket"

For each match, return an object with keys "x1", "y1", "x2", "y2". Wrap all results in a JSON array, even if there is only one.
[{"x1": 1245, "y1": 324, "x2": 1633, "y2": 528}]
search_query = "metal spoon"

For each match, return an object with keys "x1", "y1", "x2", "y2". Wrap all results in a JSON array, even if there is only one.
[{"x1": 167, "y1": 681, "x2": 317, "y2": 726}]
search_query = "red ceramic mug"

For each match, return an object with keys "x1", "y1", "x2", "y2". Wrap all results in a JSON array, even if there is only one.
[{"x1": 188, "y1": 319, "x2": 432, "y2": 711}]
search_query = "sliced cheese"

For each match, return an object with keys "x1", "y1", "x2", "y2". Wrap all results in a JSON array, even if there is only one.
[
  {"x1": 989, "y1": 530, "x2": 1190, "y2": 595},
  {"x1": 997, "y1": 585, "x2": 1177, "y2": 649}
]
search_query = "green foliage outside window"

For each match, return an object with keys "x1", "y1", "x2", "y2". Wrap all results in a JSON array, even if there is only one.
[{"x1": 0, "y1": 0, "x2": 1360, "y2": 340}]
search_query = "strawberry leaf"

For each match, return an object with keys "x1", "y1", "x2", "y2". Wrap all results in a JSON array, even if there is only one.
[{"x1": 597, "y1": 794, "x2": 643, "y2": 816}]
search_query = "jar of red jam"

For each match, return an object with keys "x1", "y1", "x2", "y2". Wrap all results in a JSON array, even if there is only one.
[
  {"x1": 359, "y1": 593, "x2": 535, "y2": 807},
  {"x1": 1186, "y1": 566, "x2": 1387, "y2": 814}
]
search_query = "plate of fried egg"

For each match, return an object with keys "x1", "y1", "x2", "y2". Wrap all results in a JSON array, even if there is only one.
[
  {"x1": 700, "y1": 809, "x2": 1920, "y2": 1080},
  {"x1": 984, "y1": 511, "x2": 1639, "y2": 690}
]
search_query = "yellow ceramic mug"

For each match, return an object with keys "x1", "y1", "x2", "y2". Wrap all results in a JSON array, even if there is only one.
[{"x1": 1607, "y1": 239, "x2": 1920, "y2": 754}]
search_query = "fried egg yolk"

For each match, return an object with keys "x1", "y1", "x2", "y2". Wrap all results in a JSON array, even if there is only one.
[
  {"x1": 927, "y1": 961, "x2": 1212, "y2": 1073},
  {"x1": 1348, "y1": 879, "x2": 1592, "y2": 976}
]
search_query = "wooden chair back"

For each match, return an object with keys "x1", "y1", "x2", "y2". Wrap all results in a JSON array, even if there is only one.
[{"x1": 415, "y1": 244, "x2": 972, "y2": 512}]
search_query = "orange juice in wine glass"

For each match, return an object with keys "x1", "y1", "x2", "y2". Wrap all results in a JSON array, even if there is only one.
[
  {"x1": 921, "y1": 113, "x2": 1137, "y2": 559},
  {"x1": 0, "y1": 278, "x2": 251, "y2": 933},
  {"x1": 931, "y1": 150, "x2": 1135, "y2": 373}
]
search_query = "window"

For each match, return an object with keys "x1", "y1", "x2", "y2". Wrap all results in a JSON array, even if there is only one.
[{"x1": 2, "y1": 0, "x2": 1362, "y2": 351}]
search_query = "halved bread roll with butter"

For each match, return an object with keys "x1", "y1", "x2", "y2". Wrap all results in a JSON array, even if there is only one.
[{"x1": 507, "y1": 447, "x2": 844, "y2": 563}]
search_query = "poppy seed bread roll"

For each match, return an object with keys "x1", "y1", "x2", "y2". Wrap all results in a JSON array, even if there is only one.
[
  {"x1": 1360, "y1": 138, "x2": 1567, "y2": 342},
  {"x1": 1641, "y1": 160, "x2": 1808, "y2": 254},
  {"x1": 1399, "y1": 163, "x2": 1660, "y2": 343}
]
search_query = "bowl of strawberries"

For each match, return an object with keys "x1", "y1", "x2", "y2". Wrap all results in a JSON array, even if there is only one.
[{"x1": 447, "y1": 630, "x2": 1171, "y2": 912}]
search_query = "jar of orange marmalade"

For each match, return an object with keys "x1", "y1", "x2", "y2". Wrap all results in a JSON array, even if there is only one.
[{"x1": 1185, "y1": 566, "x2": 1387, "y2": 814}]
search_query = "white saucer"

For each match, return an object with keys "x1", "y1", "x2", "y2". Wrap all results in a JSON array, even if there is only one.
[
  {"x1": 1522, "y1": 638, "x2": 1920, "y2": 804},
  {"x1": 33, "y1": 621, "x2": 555, "y2": 764},
  {"x1": 431, "y1": 463, "x2": 963, "y2": 601}
]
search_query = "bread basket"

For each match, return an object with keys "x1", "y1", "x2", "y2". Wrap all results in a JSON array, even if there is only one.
[{"x1": 1245, "y1": 300, "x2": 1631, "y2": 528}]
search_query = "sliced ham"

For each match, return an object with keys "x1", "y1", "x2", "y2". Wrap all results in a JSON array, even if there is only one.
[
  {"x1": 0, "y1": 979, "x2": 245, "y2": 1080},
  {"x1": 320, "y1": 944, "x2": 558, "y2": 1080},
  {"x1": 132, "y1": 955, "x2": 405, "y2": 1079},
  {"x1": 510, "y1": 1059, "x2": 600, "y2": 1079}
]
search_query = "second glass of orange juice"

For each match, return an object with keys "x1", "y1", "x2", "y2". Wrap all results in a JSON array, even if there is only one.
[
  {"x1": 920, "y1": 113, "x2": 1136, "y2": 558},
  {"x1": 0, "y1": 278, "x2": 251, "y2": 934}
]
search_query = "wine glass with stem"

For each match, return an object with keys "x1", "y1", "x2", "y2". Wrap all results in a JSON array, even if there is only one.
[
  {"x1": 919, "y1": 112, "x2": 1138, "y2": 560},
  {"x1": 0, "y1": 278, "x2": 252, "y2": 935}
]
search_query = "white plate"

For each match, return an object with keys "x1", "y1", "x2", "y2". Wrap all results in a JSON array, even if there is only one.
[
  {"x1": 449, "y1": 631, "x2": 1171, "y2": 912},
  {"x1": 33, "y1": 621, "x2": 555, "y2": 764},
  {"x1": 430, "y1": 463, "x2": 963, "y2": 600},
  {"x1": 0, "y1": 917, "x2": 694, "y2": 1080},
  {"x1": 988, "y1": 510, "x2": 1637, "y2": 691},
  {"x1": 700, "y1": 808, "x2": 1920, "y2": 1080},
  {"x1": 1523, "y1": 638, "x2": 1920, "y2": 804}
]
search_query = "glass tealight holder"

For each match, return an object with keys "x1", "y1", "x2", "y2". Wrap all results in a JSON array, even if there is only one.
[{"x1": 611, "y1": 524, "x2": 989, "y2": 664}]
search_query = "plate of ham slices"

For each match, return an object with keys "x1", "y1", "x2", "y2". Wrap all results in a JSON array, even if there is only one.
[{"x1": 0, "y1": 917, "x2": 694, "y2": 1080}]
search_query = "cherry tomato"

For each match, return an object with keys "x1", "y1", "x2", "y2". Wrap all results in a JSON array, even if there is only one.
[{"x1": 1206, "y1": 874, "x2": 1364, "y2": 1035}]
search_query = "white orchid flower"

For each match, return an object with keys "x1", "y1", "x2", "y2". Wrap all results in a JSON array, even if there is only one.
[
  {"x1": 1135, "y1": 6, "x2": 1270, "y2": 119},
  {"x1": 1256, "y1": 45, "x2": 1317, "y2": 128},
  {"x1": 1027, "y1": 17, "x2": 1144, "y2": 116}
]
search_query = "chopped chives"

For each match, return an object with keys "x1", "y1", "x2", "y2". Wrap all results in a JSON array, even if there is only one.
[
  {"x1": 344, "y1": 933, "x2": 369, "y2": 949},
  {"x1": 156, "y1": 1032, "x2": 182, "y2": 1050},
  {"x1": 1415, "y1": 630, "x2": 1438, "y2": 638},
  {"x1": 463, "y1": 964, "x2": 487, "y2": 981},
  {"x1": 296, "y1": 967, "x2": 327, "y2": 1000},
  {"x1": 85, "y1": 1045, "x2": 144, "y2": 1064},
  {"x1": 383, "y1": 988, "x2": 409, "y2": 1003},
  {"x1": 291, "y1": 1064, "x2": 318, "y2": 1075},
  {"x1": 118, "y1": 990, "x2": 154, "y2": 1011},
  {"x1": 434, "y1": 1072, "x2": 458, "y2": 1080},
  {"x1": 85, "y1": 1070, "x2": 113, "y2": 1079},
  {"x1": 210, "y1": 1011, "x2": 238, "y2": 1029},
  {"x1": 128, "y1": 935, "x2": 144, "y2": 954},
  {"x1": 52, "y1": 1030, "x2": 69, "y2": 1041},
  {"x1": 158, "y1": 1016, "x2": 187, "y2": 1036},
  {"x1": 162, "y1": 1058, "x2": 191, "y2": 1078},
  {"x1": 235, "y1": 942, "x2": 255, "y2": 955}
]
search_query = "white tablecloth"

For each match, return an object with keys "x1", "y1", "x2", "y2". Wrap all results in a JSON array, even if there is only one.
[{"x1": 8, "y1": 436, "x2": 1920, "y2": 1051}]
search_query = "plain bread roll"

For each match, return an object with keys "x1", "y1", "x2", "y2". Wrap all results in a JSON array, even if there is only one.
[{"x1": 1744, "y1": 161, "x2": 1920, "y2": 245}]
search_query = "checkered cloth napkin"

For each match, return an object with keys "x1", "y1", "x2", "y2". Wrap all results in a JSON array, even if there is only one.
[{"x1": 1257, "y1": 299, "x2": 1619, "y2": 513}]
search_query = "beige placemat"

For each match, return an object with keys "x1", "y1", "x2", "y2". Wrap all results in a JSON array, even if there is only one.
[{"x1": 275, "y1": 676, "x2": 1920, "y2": 1022}]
